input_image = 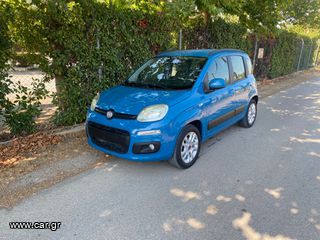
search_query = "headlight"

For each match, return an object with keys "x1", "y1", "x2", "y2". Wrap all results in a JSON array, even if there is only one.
[
  {"x1": 90, "y1": 93, "x2": 100, "y2": 111},
  {"x1": 137, "y1": 104, "x2": 169, "y2": 122}
]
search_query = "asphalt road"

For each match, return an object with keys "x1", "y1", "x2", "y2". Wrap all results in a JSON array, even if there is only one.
[{"x1": 1, "y1": 78, "x2": 320, "y2": 240}]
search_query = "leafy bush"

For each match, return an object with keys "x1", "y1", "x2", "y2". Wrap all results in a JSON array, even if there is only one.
[
  {"x1": 184, "y1": 18, "x2": 318, "y2": 79},
  {"x1": 268, "y1": 32, "x2": 301, "y2": 78},
  {"x1": 13, "y1": 1, "x2": 180, "y2": 126},
  {"x1": 4, "y1": 0, "x2": 319, "y2": 129},
  {"x1": 184, "y1": 18, "x2": 253, "y2": 53},
  {"x1": 0, "y1": 72, "x2": 48, "y2": 135},
  {"x1": 0, "y1": 3, "x2": 48, "y2": 136},
  {"x1": 1, "y1": 78, "x2": 48, "y2": 135},
  {"x1": 12, "y1": 52, "x2": 42, "y2": 68}
]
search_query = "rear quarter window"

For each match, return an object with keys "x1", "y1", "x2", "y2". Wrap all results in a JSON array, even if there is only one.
[
  {"x1": 230, "y1": 56, "x2": 246, "y2": 81},
  {"x1": 245, "y1": 56, "x2": 253, "y2": 75}
]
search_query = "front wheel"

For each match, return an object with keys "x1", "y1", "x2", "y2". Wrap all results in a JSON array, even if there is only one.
[
  {"x1": 169, "y1": 125, "x2": 201, "y2": 169},
  {"x1": 239, "y1": 99, "x2": 257, "y2": 128}
]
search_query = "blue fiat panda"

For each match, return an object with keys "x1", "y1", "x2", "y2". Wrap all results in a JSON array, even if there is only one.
[{"x1": 86, "y1": 49, "x2": 258, "y2": 168}]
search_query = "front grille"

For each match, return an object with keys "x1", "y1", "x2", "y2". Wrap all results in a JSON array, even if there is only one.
[
  {"x1": 95, "y1": 107, "x2": 137, "y2": 120},
  {"x1": 87, "y1": 121, "x2": 130, "y2": 153}
]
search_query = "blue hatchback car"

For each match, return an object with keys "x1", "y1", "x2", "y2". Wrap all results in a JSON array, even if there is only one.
[{"x1": 86, "y1": 49, "x2": 258, "y2": 168}]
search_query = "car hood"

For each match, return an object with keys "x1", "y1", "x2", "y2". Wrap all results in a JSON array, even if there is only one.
[{"x1": 96, "y1": 85, "x2": 190, "y2": 115}]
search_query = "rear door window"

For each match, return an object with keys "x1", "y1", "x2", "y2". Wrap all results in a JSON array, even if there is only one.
[{"x1": 230, "y1": 56, "x2": 246, "y2": 81}]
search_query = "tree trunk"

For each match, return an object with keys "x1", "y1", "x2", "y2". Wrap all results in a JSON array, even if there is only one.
[
  {"x1": 203, "y1": 10, "x2": 210, "y2": 25},
  {"x1": 54, "y1": 74, "x2": 64, "y2": 110}
]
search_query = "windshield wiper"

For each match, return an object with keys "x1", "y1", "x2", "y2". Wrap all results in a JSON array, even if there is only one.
[
  {"x1": 142, "y1": 84, "x2": 168, "y2": 90},
  {"x1": 123, "y1": 82, "x2": 170, "y2": 90},
  {"x1": 123, "y1": 81, "x2": 139, "y2": 87}
]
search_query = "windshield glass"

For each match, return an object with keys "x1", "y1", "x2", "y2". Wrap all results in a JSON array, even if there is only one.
[{"x1": 124, "y1": 56, "x2": 207, "y2": 90}]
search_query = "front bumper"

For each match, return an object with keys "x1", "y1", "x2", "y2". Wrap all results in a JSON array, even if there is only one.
[{"x1": 86, "y1": 110, "x2": 176, "y2": 162}]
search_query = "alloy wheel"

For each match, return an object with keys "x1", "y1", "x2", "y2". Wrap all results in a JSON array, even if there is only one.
[{"x1": 180, "y1": 132, "x2": 199, "y2": 164}]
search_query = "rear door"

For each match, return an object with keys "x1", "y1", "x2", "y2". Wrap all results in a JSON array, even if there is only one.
[{"x1": 229, "y1": 55, "x2": 249, "y2": 115}]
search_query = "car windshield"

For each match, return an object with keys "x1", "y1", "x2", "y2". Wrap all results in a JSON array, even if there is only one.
[{"x1": 124, "y1": 56, "x2": 207, "y2": 90}]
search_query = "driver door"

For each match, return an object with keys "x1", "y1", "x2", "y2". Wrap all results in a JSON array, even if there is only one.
[{"x1": 203, "y1": 56, "x2": 237, "y2": 137}]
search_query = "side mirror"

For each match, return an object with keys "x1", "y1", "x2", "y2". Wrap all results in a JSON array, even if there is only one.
[{"x1": 209, "y1": 78, "x2": 226, "y2": 90}]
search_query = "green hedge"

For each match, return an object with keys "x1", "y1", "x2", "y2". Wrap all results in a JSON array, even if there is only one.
[
  {"x1": 184, "y1": 18, "x2": 318, "y2": 79},
  {"x1": 3, "y1": 1, "x2": 320, "y2": 129},
  {"x1": 12, "y1": 1, "x2": 179, "y2": 125},
  {"x1": 0, "y1": 2, "x2": 48, "y2": 135},
  {"x1": 269, "y1": 33, "x2": 315, "y2": 78},
  {"x1": 183, "y1": 18, "x2": 253, "y2": 53},
  {"x1": 0, "y1": 4, "x2": 12, "y2": 113},
  {"x1": 12, "y1": 52, "x2": 42, "y2": 68}
]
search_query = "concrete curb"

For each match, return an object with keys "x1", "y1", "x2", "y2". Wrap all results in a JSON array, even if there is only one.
[
  {"x1": 54, "y1": 124, "x2": 85, "y2": 139},
  {"x1": 256, "y1": 69, "x2": 306, "y2": 86},
  {"x1": 0, "y1": 124, "x2": 85, "y2": 147}
]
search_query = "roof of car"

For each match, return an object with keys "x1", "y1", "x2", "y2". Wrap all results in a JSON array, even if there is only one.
[{"x1": 157, "y1": 49, "x2": 246, "y2": 58}]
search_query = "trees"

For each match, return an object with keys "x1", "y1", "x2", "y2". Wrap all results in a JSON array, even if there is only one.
[
  {"x1": 1, "y1": 0, "x2": 320, "y2": 130},
  {"x1": 283, "y1": 0, "x2": 320, "y2": 27},
  {"x1": 192, "y1": 0, "x2": 320, "y2": 34},
  {"x1": 0, "y1": 1, "x2": 48, "y2": 135},
  {"x1": 194, "y1": 0, "x2": 289, "y2": 33},
  {"x1": 3, "y1": 0, "x2": 180, "y2": 125}
]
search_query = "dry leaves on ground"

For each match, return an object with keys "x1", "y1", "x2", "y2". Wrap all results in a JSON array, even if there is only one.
[{"x1": 0, "y1": 133, "x2": 63, "y2": 169}]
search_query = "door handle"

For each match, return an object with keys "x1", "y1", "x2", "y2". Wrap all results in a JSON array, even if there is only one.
[
  {"x1": 211, "y1": 97, "x2": 218, "y2": 104},
  {"x1": 229, "y1": 89, "x2": 235, "y2": 96},
  {"x1": 201, "y1": 99, "x2": 212, "y2": 107}
]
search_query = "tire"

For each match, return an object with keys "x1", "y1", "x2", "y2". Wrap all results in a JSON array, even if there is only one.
[
  {"x1": 239, "y1": 99, "x2": 257, "y2": 128},
  {"x1": 169, "y1": 125, "x2": 201, "y2": 169}
]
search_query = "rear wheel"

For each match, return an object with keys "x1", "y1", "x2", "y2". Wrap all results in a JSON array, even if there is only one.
[
  {"x1": 239, "y1": 99, "x2": 257, "y2": 128},
  {"x1": 169, "y1": 125, "x2": 201, "y2": 169}
]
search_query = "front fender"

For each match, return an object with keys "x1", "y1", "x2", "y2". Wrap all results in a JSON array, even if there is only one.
[{"x1": 170, "y1": 104, "x2": 204, "y2": 142}]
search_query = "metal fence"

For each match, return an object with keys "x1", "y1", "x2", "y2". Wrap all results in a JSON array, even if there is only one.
[
  {"x1": 7, "y1": 36, "x2": 320, "y2": 97},
  {"x1": 178, "y1": 30, "x2": 320, "y2": 79},
  {"x1": 243, "y1": 38, "x2": 319, "y2": 78}
]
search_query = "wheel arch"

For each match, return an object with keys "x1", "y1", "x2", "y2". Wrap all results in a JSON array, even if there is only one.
[
  {"x1": 251, "y1": 95, "x2": 258, "y2": 104},
  {"x1": 186, "y1": 120, "x2": 203, "y2": 140}
]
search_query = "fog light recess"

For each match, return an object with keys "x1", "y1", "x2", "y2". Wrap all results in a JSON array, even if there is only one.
[{"x1": 133, "y1": 142, "x2": 160, "y2": 154}]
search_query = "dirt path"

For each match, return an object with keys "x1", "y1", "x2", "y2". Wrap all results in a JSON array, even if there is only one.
[
  {"x1": 258, "y1": 68, "x2": 320, "y2": 98},
  {"x1": 0, "y1": 68, "x2": 319, "y2": 208},
  {"x1": 0, "y1": 135, "x2": 107, "y2": 208}
]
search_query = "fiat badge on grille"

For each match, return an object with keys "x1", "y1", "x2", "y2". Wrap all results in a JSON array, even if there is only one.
[{"x1": 106, "y1": 110, "x2": 113, "y2": 119}]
